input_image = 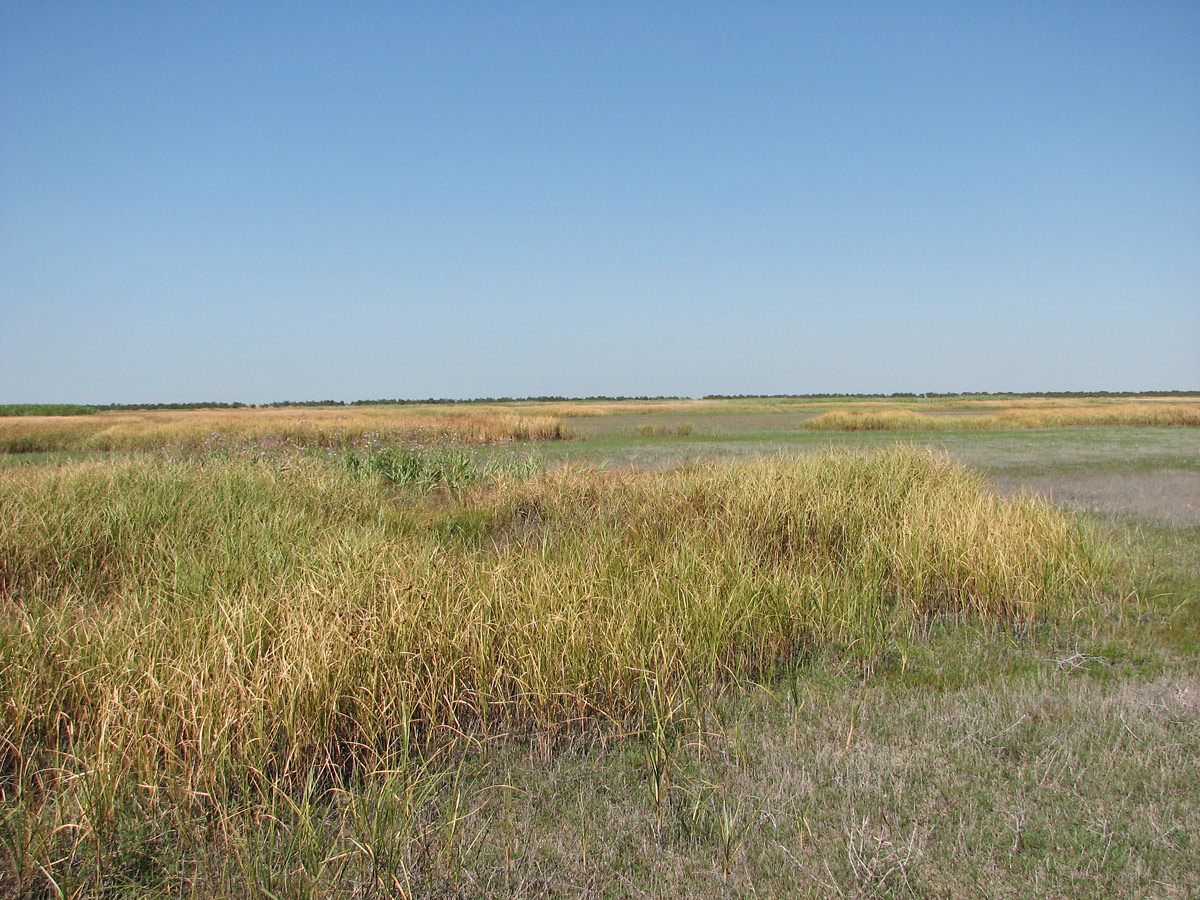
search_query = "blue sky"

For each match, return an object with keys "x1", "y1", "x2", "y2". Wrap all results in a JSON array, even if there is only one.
[{"x1": 2, "y1": 2, "x2": 1197, "y2": 402}]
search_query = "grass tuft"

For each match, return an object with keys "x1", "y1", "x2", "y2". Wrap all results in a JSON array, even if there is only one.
[
  {"x1": 0, "y1": 406, "x2": 567, "y2": 453},
  {"x1": 0, "y1": 447, "x2": 1115, "y2": 893}
]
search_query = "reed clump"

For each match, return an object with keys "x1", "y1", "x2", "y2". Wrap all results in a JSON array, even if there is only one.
[
  {"x1": 0, "y1": 449, "x2": 1109, "y2": 891},
  {"x1": 804, "y1": 402, "x2": 1200, "y2": 431},
  {"x1": 0, "y1": 406, "x2": 567, "y2": 453},
  {"x1": 1, "y1": 449, "x2": 1106, "y2": 762}
]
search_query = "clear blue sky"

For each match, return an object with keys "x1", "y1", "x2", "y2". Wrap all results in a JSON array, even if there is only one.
[{"x1": 2, "y1": 1, "x2": 1197, "y2": 402}]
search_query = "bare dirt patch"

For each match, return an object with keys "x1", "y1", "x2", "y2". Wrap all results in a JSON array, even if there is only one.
[{"x1": 988, "y1": 469, "x2": 1200, "y2": 527}]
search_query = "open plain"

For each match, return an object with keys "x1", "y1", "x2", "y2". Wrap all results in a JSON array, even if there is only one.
[
  {"x1": 1, "y1": 395, "x2": 1198, "y2": 898},
  {"x1": 5, "y1": 1, "x2": 1196, "y2": 895}
]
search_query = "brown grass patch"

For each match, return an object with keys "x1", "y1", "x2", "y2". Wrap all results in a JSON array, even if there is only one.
[
  {"x1": 0, "y1": 405, "x2": 567, "y2": 452},
  {"x1": 804, "y1": 402, "x2": 1200, "y2": 431}
]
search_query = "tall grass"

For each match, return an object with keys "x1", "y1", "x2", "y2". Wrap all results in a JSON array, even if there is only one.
[
  {"x1": 342, "y1": 444, "x2": 543, "y2": 493},
  {"x1": 0, "y1": 448, "x2": 1110, "y2": 893},
  {"x1": 0, "y1": 406, "x2": 567, "y2": 454},
  {"x1": 1, "y1": 449, "x2": 1106, "y2": 760},
  {"x1": 804, "y1": 402, "x2": 1200, "y2": 431}
]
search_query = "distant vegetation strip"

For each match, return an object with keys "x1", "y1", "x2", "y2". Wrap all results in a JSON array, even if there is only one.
[
  {"x1": 93, "y1": 401, "x2": 249, "y2": 411},
  {"x1": 1, "y1": 402, "x2": 251, "y2": 413},
  {"x1": 804, "y1": 403, "x2": 1200, "y2": 431},
  {"x1": 0, "y1": 403, "x2": 97, "y2": 416},
  {"x1": 6, "y1": 396, "x2": 690, "y2": 411},
  {"x1": 705, "y1": 390, "x2": 1200, "y2": 400},
  {"x1": 0, "y1": 407, "x2": 567, "y2": 453},
  {"x1": 264, "y1": 394, "x2": 693, "y2": 406},
  {"x1": 5, "y1": 392, "x2": 1196, "y2": 414}
]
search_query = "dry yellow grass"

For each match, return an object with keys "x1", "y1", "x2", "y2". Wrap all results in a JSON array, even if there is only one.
[
  {"x1": 507, "y1": 395, "x2": 1200, "y2": 419},
  {"x1": 804, "y1": 401, "x2": 1200, "y2": 431},
  {"x1": 1, "y1": 448, "x2": 1105, "y2": 773},
  {"x1": 0, "y1": 405, "x2": 567, "y2": 452},
  {"x1": 0, "y1": 448, "x2": 1114, "y2": 895}
]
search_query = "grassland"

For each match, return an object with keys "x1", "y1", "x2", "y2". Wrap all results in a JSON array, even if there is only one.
[
  {"x1": 0, "y1": 404, "x2": 96, "y2": 417},
  {"x1": 804, "y1": 401, "x2": 1200, "y2": 431},
  {"x1": 0, "y1": 396, "x2": 1197, "y2": 897},
  {"x1": 0, "y1": 406, "x2": 567, "y2": 453},
  {"x1": 3, "y1": 395, "x2": 1195, "y2": 455}
]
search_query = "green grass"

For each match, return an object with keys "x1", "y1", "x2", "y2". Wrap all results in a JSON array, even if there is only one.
[
  {"x1": 0, "y1": 449, "x2": 108, "y2": 468},
  {"x1": 460, "y1": 642, "x2": 1198, "y2": 898},
  {"x1": 341, "y1": 444, "x2": 542, "y2": 493},
  {"x1": 0, "y1": 404, "x2": 95, "y2": 417},
  {"x1": 544, "y1": 422, "x2": 1200, "y2": 476}
]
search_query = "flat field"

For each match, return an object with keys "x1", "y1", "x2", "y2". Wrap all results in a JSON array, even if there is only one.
[{"x1": 1, "y1": 396, "x2": 1197, "y2": 898}]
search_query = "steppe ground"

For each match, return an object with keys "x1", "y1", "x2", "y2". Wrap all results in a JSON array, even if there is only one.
[
  {"x1": 477, "y1": 402, "x2": 1200, "y2": 898},
  {"x1": 2, "y1": 397, "x2": 1198, "y2": 899},
  {"x1": 557, "y1": 405, "x2": 1200, "y2": 527}
]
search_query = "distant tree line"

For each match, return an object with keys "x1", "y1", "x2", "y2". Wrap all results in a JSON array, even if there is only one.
[
  {"x1": 265, "y1": 396, "x2": 691, "y2": 407},
  {"x1": 97, "y1": 402, "x2": 250, "y2": 411},
  {"x1": 702, "y1": 391, "x2": 1200, "y2": 400},
  {"x1": 0, "y1": 402, "x2": 251, "y2": 416},
  {"x1": 0, "y1": 404, "x2": 97, "y2": 417},
  {"x1": 5, "y1": 391, "x2": 1197, "y2": 417}
]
